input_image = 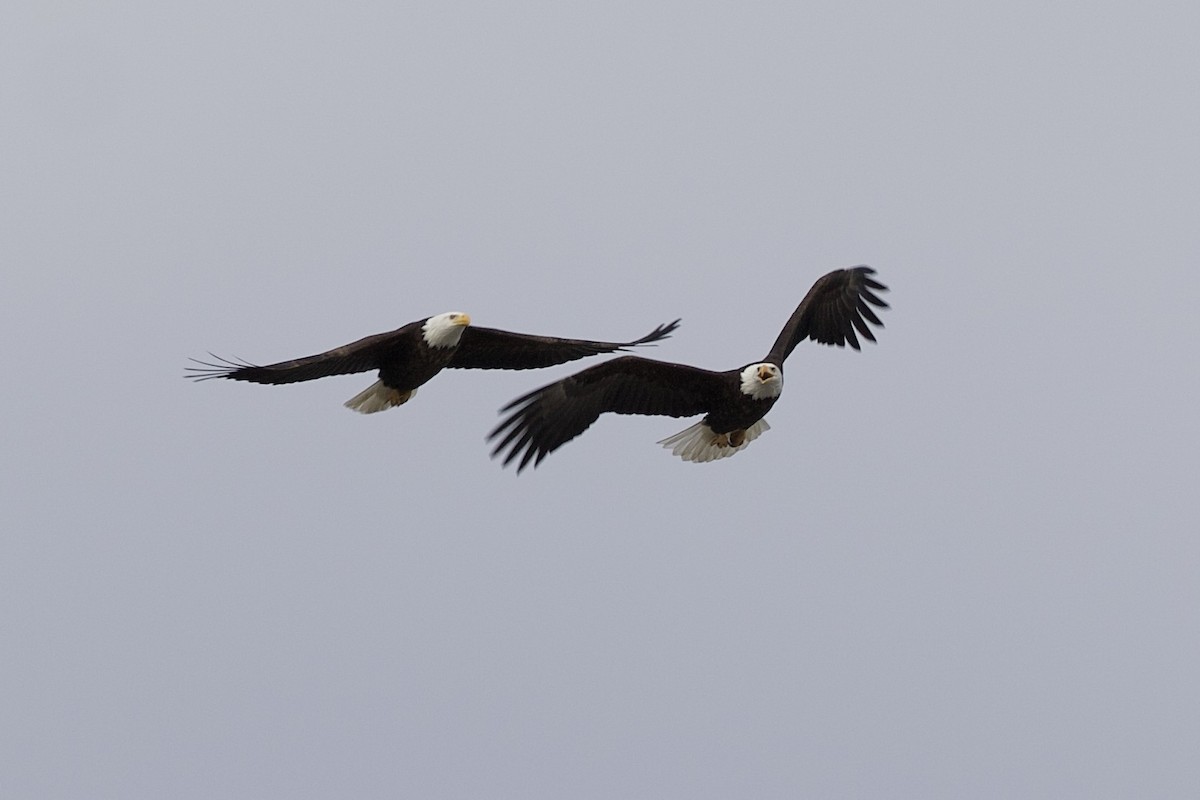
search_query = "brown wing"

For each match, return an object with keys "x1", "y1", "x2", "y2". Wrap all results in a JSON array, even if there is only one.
[
  {"x1": 448, "y1": 320, "x2": 679, "y2": 371},
  {"x1": 764, "y1": 266, "x2": 889, "y2": 364},
  {"x1": 489, "y1": 355, "x2": 729, "y2": 472},
  {"x1": 185, "y1": 321, "x2": 421, "y2": 385}
]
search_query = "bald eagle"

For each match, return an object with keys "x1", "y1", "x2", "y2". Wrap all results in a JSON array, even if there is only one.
[
  {"x1": 489, "y1": 266, "x2": 888, "y2": 471},
  {"x1": 188, "y1": 313, "x2": 680, "y2": 413}
]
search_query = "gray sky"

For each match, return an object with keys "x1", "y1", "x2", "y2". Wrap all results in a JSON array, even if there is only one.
[{"x1": 3, "y1": 2, "x2": 1199, "y2": 797}]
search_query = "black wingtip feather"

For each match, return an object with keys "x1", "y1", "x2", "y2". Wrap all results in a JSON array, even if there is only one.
[
  {"x1": 624, "y1": 318, "x2": 681, "y2": 349},
  {"x1": 184, "y1": 353, "x2": 261, "y2": 381}
]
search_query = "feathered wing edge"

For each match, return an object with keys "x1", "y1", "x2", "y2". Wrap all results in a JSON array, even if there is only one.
[
  {"x1": 184, "y1": 326, "x2": 410, "y2": 385},
  {"x1": 765, "y1": 266, "x2": 889, "y2": 364},
  {"x1": 616, "y1": 319, "x2": 681, "y2": 347},
  {"x1": 447, "y1": 319, "x2": 681, "y2": 371},
  {"x1": 488, "y1": 356, "x2": 724, "y2": 473},
  {"x1": 185, "y1": 353, "x2": 263, "y2": 381}
]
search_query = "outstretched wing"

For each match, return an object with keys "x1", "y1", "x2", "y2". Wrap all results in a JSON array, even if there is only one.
[
  {"x1": 185, "y1": 323, "x2": 418, "y2": 385},
  {"x1": 448, "y1": 319, "x2": 680, "y2": 371},
  {"x1": 764, "y1": 266, "x2": 889, "y2": 364},
  {"x1": 489, "y1": 355, "x2": 725, "y2": 472}
]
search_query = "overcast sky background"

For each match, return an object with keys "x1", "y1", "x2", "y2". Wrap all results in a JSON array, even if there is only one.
[{"x1": 3, "y1": 2, "x2": 1199, "y2": 798}]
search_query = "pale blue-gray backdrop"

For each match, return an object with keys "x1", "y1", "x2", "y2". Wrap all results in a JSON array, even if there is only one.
[{"x1": 3, "y1": 2, "x2": 1198, "y2": 797}]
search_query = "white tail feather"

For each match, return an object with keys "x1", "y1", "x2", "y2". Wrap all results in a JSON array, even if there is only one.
[
  {"x1": 657, "y1": 419, "x2": 771, "y2": 463},
  {"x1": 343, "y1": 381, "x2": 416, "y2": 414}
]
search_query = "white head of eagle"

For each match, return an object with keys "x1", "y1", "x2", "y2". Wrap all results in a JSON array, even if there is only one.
[
  {"x1": 740, "y1": 362, "x2": 783, "y2": 400},
  {"x1": 422, "y1": 311, "x2": 471, "y2": 348}
]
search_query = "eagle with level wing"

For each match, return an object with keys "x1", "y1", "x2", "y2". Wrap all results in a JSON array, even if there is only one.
[{"x1": 188, "y1": 313, "x2": 679, "y2": 413}]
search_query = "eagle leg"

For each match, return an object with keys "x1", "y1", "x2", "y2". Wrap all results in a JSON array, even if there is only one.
[{"x1": 710, "y1": 430, "x2": 747, "y2": 449}]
